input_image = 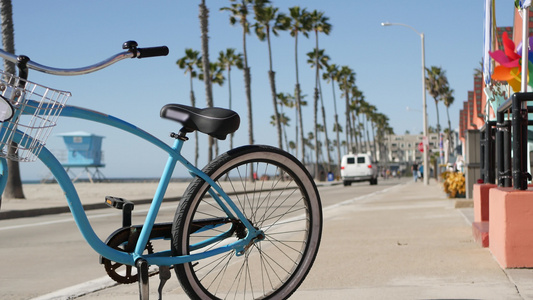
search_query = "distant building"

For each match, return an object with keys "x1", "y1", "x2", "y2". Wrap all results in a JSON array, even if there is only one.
[{"x1": 379, "y1": 132, "x2": 442, "y2": 163}]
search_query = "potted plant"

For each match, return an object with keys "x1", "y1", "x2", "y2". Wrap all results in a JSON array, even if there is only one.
[{"x1": 442, "y1": 171, "x2": 466, "y2": 198}]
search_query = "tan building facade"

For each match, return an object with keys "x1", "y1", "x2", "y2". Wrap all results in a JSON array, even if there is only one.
[{"x1": 380, "y1": 132, "x2": 441, "y2": 163}]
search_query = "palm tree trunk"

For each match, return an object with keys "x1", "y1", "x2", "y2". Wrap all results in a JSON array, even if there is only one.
[
  {"x1": 351, "y1": 108, "x2": 357, "y2": 153},
  {"x1": 434, "y1": 99, "x2": 442, "y2": 165},
  {"x1": 294, "y1": 103, "x2": 298, "y2": 156},
  {"x1": 266, "y1": 30, "x2": 282, "y2": 150},
  {"x1": 294, "y1": 30, "x2": 305, "y2": 163},
  {"x1": 313, "y1": 87, "x2": 319, "y2": 178},
  {"x1": 283, "y1": 123, "x2": 289, "y2": 153},
  {"x1": 269, "y1": 71, "x2": 283, "y2": 150},
  {"x1": 362, "y1": 116, "x2": 369, "y2": 153},
  {"x1": 242, "y1": 24, "x2": 254, "y2": 148},
  {"x1": 332, "y1": 81, "x2": 341, "y2": 174},
  {"x1": 371, "y1": 121, "x2": 377, "y2": 160},
  {"x1": 355, "y1": 124, "x2": 361, "y2": 153},
  {"x1": 334, "y1": 114, "x2": 341, "y2": 173},
  {"x1": 244, "y1": 67, "x2": 253, "y2": 146},
  {"x1": 1, "y1": 0, "x2": 24, "y2": 200},
  {"x1": 446, "y1": 106, "x2": 452, "y2": 163},
  {"x1": 313, "y1": 33, "x2": 320, "y2": 179},
  {"x1": 296, "y1": 84, "x2": 305, "y2": 163},
  {"x1": 365, "y1": 117, "x2": 372, "y2": 157},
  {"x1": 227, "y1": 67, "x2": 234, "y2": 149},
  {"x1": 434, "y1": 99, "x2": 441, "y2": 133},
  {"x1": 317, "y1": 80, "x2": 331, "y2": 172},
  {"x1": 278, "y1": 102, "x2": 290, "y2": 152},
  {"x1": 320, "y1": 104, "x2": 331, "y2": 170},
  {"x1": 199, "y1": 0, "x2": 214, "y2": 161},
  {"x1": 189, "y1": 83, "x2": 199, "y2": 166},
  {"x1": 351, "y1": 113, "x2": 358, "y2": 153},
  {"x1": 344, "y1": 87, "x2": 351, "y2": 153},
  {"x1": 447, "y1": 107, "x2": 451, "y2": 134}
]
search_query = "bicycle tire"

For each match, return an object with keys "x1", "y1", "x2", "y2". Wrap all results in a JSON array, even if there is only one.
[{"x1": 171, "y1": 145, "x2": 322, "y2": 300}]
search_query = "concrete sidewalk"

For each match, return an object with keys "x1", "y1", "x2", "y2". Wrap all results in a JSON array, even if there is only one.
[
  {"x1": 4, "y1": 179, "x2": 533, "y2": 299},
  {"x1": 296, "y1": 180, "x2": 533, "y2": 300}
]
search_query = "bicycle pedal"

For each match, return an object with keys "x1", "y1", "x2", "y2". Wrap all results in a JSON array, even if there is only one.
[
  {"x1": 106, "y1": 196, "x2": 135, "y2": 227},
  {"x1": 105, "y1": 196, "x2": 134, "y2": 210}
]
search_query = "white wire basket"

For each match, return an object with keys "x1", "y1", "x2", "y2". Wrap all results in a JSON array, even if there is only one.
[{"x1": 0, "y1": 70, "x2": 71, "y2": 162}]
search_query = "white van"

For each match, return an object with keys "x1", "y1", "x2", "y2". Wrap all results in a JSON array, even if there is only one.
[{"x1": 340, "y1": 153, "x2": 378, "y2": 186}]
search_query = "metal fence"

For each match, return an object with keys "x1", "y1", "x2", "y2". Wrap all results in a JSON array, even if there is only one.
[{"x1": 480, "y1": 92, "x2": 533, "y2": 190}]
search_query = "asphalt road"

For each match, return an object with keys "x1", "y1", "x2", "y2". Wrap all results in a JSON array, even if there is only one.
[{"x1": 0, "y1": 178, "x2": 406, "y2": 300}]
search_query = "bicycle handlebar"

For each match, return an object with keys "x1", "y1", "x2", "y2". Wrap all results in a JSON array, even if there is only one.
[{"x1": 0, "y1": 41, "x2": 169, "y2": 76}]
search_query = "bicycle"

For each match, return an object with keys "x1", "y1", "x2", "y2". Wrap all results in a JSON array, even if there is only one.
[{"x1": 0, "y1": 41, "x2": 322, "y2": 300}]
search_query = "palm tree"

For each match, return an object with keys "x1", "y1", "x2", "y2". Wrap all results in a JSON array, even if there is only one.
[
  {"x1": 270, "y1": 111, "x2": 291, "y2": 155},
  {"x1": 338, "y1": 66, "x2": 356, "y2": 153},
  {"x1": 177, "y1": 49, "x2": 201, "y2": 107},
  {"x1": 309, "y1": 10, "x2": 331, "y2": 179},
  {"x1": 442, "y1": 85, "x2": 454, "y2": 138},
  {"x1": 283, "y1": 6, "x2": 311, "y2": 163},
  {"x1": 323, "y1": 63, "x2": 342, "y2": 172},
  {"x1": 199, "y1": 0, "x2": 215, "y2": 161},
  {"x1": 368, "y1": 110, "x2": 381, "y2": 161},
  {"x1": 305, "y1": 131, "x2": 316, "y2": 164},
  {"x1": 425, "y1": 66, "x2": 448, "y2": 134},
  {"x1": 0, "y1": 0, "x2": 14, "y2": 75},
  {"x1": 221, "y1": 0, "x2": 267, "y2": 149},
  {"x1": 358, "y1": 99, "x2": 368, "y2": 152},
  {"x1": 177, "y1": 48, "x2": 201, "y2": 166},
  {"x1": 442, "y1": 85, "x2": 455, "y2": 162},
  {"x1": 349, "y1": 87, "x2": 363, "y2": 152},
  {"x1": 278, "y1": 91, "x2": 308, "y2": 156},
  {"x1": 253, "y1": 4, "x2": 285, "y2": 150},
  {"x1": 360, "y1": 100, "x2": 377, "y2": 158},
  {"x1": 315, "y1": 123, "x2": 326, "y2": 168},
  {"x1": 307, "y1": 48, "x2": 330, "y2": 177},
  {"x1": 199, "y1": 61, "x2": 225, "y2": 87},
  {"x1": 277, "y1": 92, "x2": 295, "y2": 152},
  {"x1": 199, "y1": 61, "x2": 225, "y2": 157},
  {"x1": 218, "y1": 48, "x2": 243, "y2": 149},
  {"x1": 373, "y1": 113, "x2": 392, "y2": 162},
  {"x1": 0, "y1": 0, "x2": 23, "y2": 200}
]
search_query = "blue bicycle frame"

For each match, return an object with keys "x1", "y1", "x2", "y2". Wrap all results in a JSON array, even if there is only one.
[{"x1": 0, "y1": 101, "x2": 262, "y2": 267}]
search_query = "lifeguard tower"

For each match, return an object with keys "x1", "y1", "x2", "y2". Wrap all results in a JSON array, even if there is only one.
[{"x1": 58, "y1": 131, "x2": 106, "y2": 183}]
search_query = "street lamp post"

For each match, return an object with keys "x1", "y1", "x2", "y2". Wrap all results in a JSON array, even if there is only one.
[{"x1": 381, "y1": 22, "x2": 429, "y2": 186}]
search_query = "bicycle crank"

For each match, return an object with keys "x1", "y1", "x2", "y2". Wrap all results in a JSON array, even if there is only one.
[{"x1": 101, "y1": 228, "x2": 155, "y2": 284}]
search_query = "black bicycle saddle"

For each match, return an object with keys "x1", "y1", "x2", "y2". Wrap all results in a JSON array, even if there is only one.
[{"x1": 160, "y1": 104, "x2": 240, "y2": 140}]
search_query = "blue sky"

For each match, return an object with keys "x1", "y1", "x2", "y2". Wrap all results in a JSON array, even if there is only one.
[{"x1": 5, "y1": 1, "x2": 513, "y2": 180}]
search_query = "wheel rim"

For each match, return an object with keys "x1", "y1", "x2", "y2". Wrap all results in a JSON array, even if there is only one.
[{"x1": 179, "y1": 158, "x2": 316, "y2": 299}]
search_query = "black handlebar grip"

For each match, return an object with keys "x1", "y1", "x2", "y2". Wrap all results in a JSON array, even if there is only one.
[{"x1": 137, "y1": 46, "x2": 169, "y2": 58}]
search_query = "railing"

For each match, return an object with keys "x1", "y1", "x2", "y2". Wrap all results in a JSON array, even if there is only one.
[
  {"x1": 481, "y1": 92, "x2": 533, "y2": 190},
  {"x1": 480, "y1": 120, "x2": 496, "y2": 184}
]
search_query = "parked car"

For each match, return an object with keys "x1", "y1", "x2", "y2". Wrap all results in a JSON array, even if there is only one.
[{"x1": 340, "y1": 153, "x2": 378, "y2": 186}]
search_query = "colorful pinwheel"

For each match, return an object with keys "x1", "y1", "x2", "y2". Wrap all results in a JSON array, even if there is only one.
[{"x1": 489, "y1": 31, "x2": 533, "y2": 92}]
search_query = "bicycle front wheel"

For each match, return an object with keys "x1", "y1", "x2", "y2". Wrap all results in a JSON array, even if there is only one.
[{"x1": 171, "y1": 145, "x2": 322, "y2": 300}]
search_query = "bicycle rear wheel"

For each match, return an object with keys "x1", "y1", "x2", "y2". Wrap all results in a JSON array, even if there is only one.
[{"x1": 171, "y1": 145, "x2": 322, "y2": 300}]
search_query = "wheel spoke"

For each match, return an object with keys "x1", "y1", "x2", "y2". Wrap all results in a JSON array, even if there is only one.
[{"x1": 172, "y1": 146, "x2": 321, "y2": 299}]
